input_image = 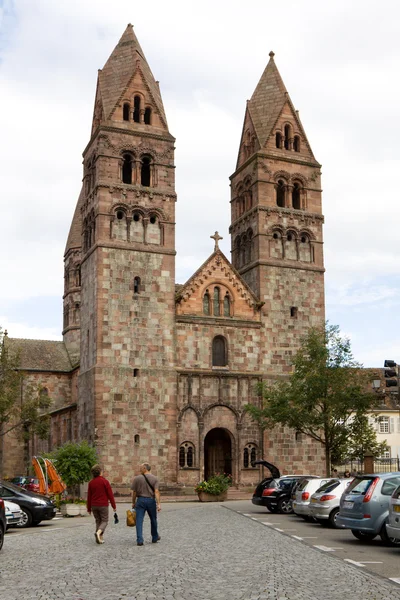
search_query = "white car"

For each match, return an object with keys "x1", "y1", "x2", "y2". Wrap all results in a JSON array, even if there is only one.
[
  {"x1": 4, "y1": 500, "x2": 23, "y2": 530},
  {"x1": 386, "y1": 483, "x2": 400, "y2": 541},
  {"x1": 293, "y1": 477, "x2": 334, "y2": 519},
  {"x1": 309, "y1": 478, "x2": 352, "y2": 528}
]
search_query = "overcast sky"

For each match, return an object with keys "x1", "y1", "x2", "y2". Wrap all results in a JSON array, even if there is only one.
[{"x1": 0, "y1": 0, "x2": 399, "y2": 368}]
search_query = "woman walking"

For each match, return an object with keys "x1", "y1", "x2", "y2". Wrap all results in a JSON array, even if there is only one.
[{"x1": 87, "y1": 464, "x2": 117, "y2": 544}]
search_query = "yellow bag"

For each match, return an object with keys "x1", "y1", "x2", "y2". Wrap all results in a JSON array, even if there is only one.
[{"x1": 126, "y1": 509, "x2": 136, "y2": 527}]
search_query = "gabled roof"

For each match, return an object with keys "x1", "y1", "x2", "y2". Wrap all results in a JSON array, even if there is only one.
[
  {"x1": 6, "y1": 338, "x2": 73, "y2": 373},
  {"x1": 176, "y1": 248, "x2": 260, "y2": 310},
  {"x1": 247, "y1": 52, "x2": 316, "y2": 159},
  {"x1": 97, "y1": 24, "x2": 168, "y2": 128}
]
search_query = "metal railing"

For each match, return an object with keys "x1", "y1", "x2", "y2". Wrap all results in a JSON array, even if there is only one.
[{"x1": 337, "y1": 457, "x2": 400, "y2": 475}]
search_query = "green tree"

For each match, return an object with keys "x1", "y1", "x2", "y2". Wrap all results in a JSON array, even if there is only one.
[
  {"x1": 245, "y1": 323, "x2": 379, "y2": 476},
  {"x1": 48, "y1": 441, "x2": 97, "y2": 499},
  {"x1": 340, "y1": 414, "x2": 389, "y2": 463},
  {"x1": 0, "y1": 328, "x2": 51, "y2": 475}
]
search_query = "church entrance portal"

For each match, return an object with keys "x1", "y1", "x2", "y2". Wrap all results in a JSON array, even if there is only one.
[{"x1": 204, "y1": 428, "x2": 232, "y2": 480}]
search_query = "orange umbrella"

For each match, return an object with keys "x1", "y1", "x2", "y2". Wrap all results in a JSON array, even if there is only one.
[
  {"x1": 31, "y1": 457, "x2": 47, "y2": 495},
  {"x1": 44, "y1": 458, "x2": 67, "y2": 494}
]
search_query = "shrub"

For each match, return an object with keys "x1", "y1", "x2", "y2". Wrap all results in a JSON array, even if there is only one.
[
  {"x1": 48, "y1": 441, "x2": 97, "y2": 499},
  {"x1": 195, "y1": 473, "x2": 232, "y2": 495}
]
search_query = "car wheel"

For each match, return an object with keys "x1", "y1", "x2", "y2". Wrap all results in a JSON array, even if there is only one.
[
  {"x1": 380, "y1": 522, "x2": 400, "y2": 547},
  {"x1": 329, "y1": 508, "x2": 340, "y2": 528},
  {"x1": 351, "y1": 529, "x2": 377, "y2": 541},
  {"x1": 278, "y1": 497, "x2": 293, "y2": 514},
  {"x1": 266, "y1": 505, "x2": 279, "y2": 513},
  {"x1": 16, "y1": 508, "x2": 32, "y2": 528}
]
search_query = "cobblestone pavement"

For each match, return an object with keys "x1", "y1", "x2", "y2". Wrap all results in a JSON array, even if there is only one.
[{"x1": 1, "y1": 503, "x2": 400, "y2": 600}]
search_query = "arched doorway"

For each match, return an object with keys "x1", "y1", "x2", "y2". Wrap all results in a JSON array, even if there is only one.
[{"x1": 204, "y1": 428, "x2": 232, "y2": 480}]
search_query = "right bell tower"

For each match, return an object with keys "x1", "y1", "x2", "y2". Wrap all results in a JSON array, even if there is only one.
[{"x1": 229, "y1": 51, "x2": 325, "y2": 374}]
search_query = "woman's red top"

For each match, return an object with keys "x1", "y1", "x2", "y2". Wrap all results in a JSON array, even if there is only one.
[{"x1": 87, "y1": 476, "x2": 116, "y2": 511}]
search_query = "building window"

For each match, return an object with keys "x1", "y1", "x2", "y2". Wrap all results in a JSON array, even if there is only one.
[
  {"x1": 243, "y1": 444, "x2": 257, "y2": 467},
  {"x1": 133, "y1": 368, "x2": 139, "y2": 377},
  {"x1": 290, "y1": 307, "x2": 298, "y2": 318},
  {"x1": 133, "y1": 95, "x2": 141, "y2": 123},
  {"x1": 203, "y1": 291, "x2": 210, "y2": 315},
  {"x1": 213, "y1": 287, "x2": 220, "y2": 316},
  {"x1": 141, "y1": 155, "x2": 151, "y2": 186},
  {"x1": 292, "y1": 182, "x2": 301, "y2": 209},
  {"x1": 179, "y1": 442, "x2": 195, "y2": 468},
  {"x1": 244, "y1": 448, "x2": 249, "y2": 468},
  {"x1": 144, "y1": 107, "x2": 152, "y2": 125},
  {"x1": 284, "y1": 124, "x2": 291, "y2": 150},
  {"x1": 123, "y1": 103, "x2": 130, "y2": 121},
  {"x1": 122, "y1": 153, "x2": 133, "y2": 184},
  {"x1": 276, "y1": 179, "x2": 285, "y2": 207},
  {"x1": 293, "y1": 135, "x2": 300, "y2": 152},
  {"x1": 223, "y1": 293, "x2": 230, "y2": 317},
  {"x1": 379, "y1": 417, "x2": 390, "y2": 434},
  {"x1": 133, "y1": 276, "x2": 141, "y2": 294},
  {"x1": 134, "y1": 434, "x2": 140, "y2": 444},
  {"x1": 275, "y1": 131, "x2": 282, "y2": 149},
  {"x1": 212, "y1": 335, "x2": 227, "y2": 367}
]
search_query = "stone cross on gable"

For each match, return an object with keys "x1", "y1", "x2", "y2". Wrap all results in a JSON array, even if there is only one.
[{"x1": 210, "y1": 231, "x2": 223, "y2": 251}]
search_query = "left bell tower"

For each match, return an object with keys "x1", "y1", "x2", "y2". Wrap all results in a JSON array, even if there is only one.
[{"x1": 65, "y1": 24, "x2": 178, "y2": 485}]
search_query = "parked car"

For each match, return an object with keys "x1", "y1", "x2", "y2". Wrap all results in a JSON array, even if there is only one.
[
  {"x1": 4, "y1": 500, "x2": 23, "y2": 529},
  {"x1": 252, "y1": 460, "x2": 316, "y2": 514},
  {"x1": 0, "y1": 481, "x2": 56, "y2": 528},
  {"x1": 9, "y1": 476, "x2": 40, "y2": 493},
  {"x1": 293, "y1": 477, "x2": 334, "y2": 520},
  {"x1": 386, "y1": 483, "x2": 400, "y2": 542},
  {"x1": 336, "y1": 472, "x2": 400, "y2": 546},
  {"x1": 0, "y1": 498, "x2": 5, "y2": 550},
  {"x1": 309, "y1": 478, "x2": 352, "y2": 528}
]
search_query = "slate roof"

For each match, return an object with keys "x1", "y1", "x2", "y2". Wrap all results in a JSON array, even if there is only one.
[
  {"x1": 5, "y1": 338, "x2": 73, "y2": 373},
  {"x1": 98, "y1": 24, "x2": 168, "y2": 127}
]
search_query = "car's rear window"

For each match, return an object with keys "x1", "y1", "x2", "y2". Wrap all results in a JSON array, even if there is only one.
[
  {"x1": 278, "y1": 478, "x2": 295, "y2": 489},
  {"x1": 381, "y1": 477, "x2": 400, "y2": 496},
  {"x1": 297, "y1": 479, "x2": 311, "y2": 491},
  {"x1": 316, "y1": 480, "x2": 339, "y2": 494},
  {"x1": 347, "y1": 477, "x2": 375, "y2": 495}
]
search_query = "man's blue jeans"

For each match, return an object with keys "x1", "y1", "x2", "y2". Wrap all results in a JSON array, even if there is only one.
[{"x1": 135, "y1": 497, "x2": 159, "y2": 544}]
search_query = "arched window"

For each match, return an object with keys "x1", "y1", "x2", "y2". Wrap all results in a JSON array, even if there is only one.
[
  {"x1": 203, "y1": 291, "x2": 210, "y2": 315},
  {"x1": 223, "y1": 293, "x2": 230, "y2": 317},
  {"x1": 123, "y1": 103, "x2": 130, "y2": 121},
  {"x1": 141, "y1": 155, "x2": 151, "y2": 186},
  {"x1": 122, "y1": 153, "x2": 133, "y2": 184},
  {"x1": 134, "y1": 434, "x2": 140, "y2": 444},
  {"x1": 293, "y1": 135, "x2": 300, "y2": 152},
  {"x1": 250, "y1": 446, "x2": 256, "y2": 465},
  {"x1": 244, "y1": 448, "x2": 249, "y2": 468},
  {"x1": 275, "y1": 131, "x2": 282, "y2": 149},
  {"x1": 133, "y1": 276, "x2": 141, "y2": 294},
  {"x1": 292, "y1": 182, "x2": 301, "y2": 209},
  {"x1": 276, "y1": 179, "x2": 285, "y2": 207},
  {"x1": 284, "y1": 124, "x2": 291, "y2": 150},
  {"x1": 213, "y1": 287, "x2": 220, "y2": 316},
  {"x1": 212, "y1": 335, "x2": 227, "y2": 367},
  {"x1": 133, "y1": 95, "x2": 141, "y2": 123},
  {"x1": 144, "y1": 107, "x2": 152, "y2": 125},
  {"x1": 179, "y1": 442, "x2": 195, "y2": 468}
]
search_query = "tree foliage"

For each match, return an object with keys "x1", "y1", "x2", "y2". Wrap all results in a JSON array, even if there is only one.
[
  {"x1": 48, "y1": 441, "x2": 97, "y2": 496},
  {"x1": 245, "y1": 323, "x2": 380, "y2": 475},
  {"x1": 336, "y1": 414, "x2": 389, "y2": 464},
  {"x1": 0, "y1": 328, "x2": 51, "y2": 440}
]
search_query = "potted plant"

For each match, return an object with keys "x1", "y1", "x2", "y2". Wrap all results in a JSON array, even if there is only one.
[
  {"x1": 195, "y1": 473, "x2": 231, "y2": 502},
  {"x1": 48, "y1": 441, "x2": 97, "y2": 517}
]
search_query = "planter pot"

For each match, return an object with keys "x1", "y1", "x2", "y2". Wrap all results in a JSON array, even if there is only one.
[
  {"x1": 60, "y1": 503, "x2": 81, "y2": 517},
  {"x1": 79, "y1": 505, "x2": 89, "y2": 516},
  {"x1": 197, "y1": 491, "x2": 228, "y2": 502}
]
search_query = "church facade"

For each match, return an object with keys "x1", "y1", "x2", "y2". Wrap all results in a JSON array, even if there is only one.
[{"x1": 5, "y1": 25, "x2": 326, "y2": 490}]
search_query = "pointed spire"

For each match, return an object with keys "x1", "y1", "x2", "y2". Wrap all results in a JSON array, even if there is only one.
[
  {"x1": 247, "y1": 52, "x2": 289, "y2": 147},
  {"x1": 96, "y1": 24, "x2": 168, "y2": 128}
]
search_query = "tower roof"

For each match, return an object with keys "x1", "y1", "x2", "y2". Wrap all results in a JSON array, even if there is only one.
[
  {"x1": 247, "y1": 51, "x2": 289, "y2": 148},
  {"x1": 97, "y1": 24, "x2": 168, "y2": 127}
]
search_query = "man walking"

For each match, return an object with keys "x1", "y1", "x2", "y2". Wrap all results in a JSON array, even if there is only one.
[
  {"x1": 131, "y1": 463, "x2": 161, "y2": 546},
  {"x1": 87, "y1": 464, "x2": 117, "y2": 544}
]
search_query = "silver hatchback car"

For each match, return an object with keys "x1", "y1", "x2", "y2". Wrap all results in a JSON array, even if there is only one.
[
  {"x1": 386, "y1": 483, "x2": 400, "y2": 541},
  {"x1": 293, "y1": 477, "x2": 334, "y2": 520},
  {"x1": 309, "y1": 479, "x2": 352, "y2": 528},
  {"x1": 336, "y1": 472, "x2": 400, "y2": 546}
]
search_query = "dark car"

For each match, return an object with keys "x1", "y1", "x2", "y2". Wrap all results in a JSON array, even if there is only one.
[
  {"x1": 0, "y1": 481, "x2": 56, "y2": 528},
  {"x1": 9, "y1": 476, "x2": 40, "y2": 493},
  {"x1": 252, "y1": 460, "x2": 317, "y2": 514},
  {"x1": 0, "y1": 497, "x2": 5, "y2": 550}
]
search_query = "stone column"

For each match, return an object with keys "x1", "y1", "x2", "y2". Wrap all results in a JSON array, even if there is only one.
[{"x1": 364, "y1": 452, "x2": 374, "y2": 474}]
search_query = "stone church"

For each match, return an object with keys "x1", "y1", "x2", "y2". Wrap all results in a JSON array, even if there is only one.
[{"x1": 5, "y1": 25, "x2": 326, "y2": 491}]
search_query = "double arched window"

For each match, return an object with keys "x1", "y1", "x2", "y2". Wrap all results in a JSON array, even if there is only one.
[
  {"x1": 243, "y1": 444, "x2": 257, "y2": 468},
  {"x1": 203, "y1": 287, "x2": 232, "y2": 317},
  {"x1": 275, "y1": 126, "x2": 301, "y2": 153},
  {"x1": 234, "y1": 229, "x2": 253, "y2": 268},
  {"x1": 179, "y1": 442, "x2": 195, "y2": 468},
  {"x1": 212, "y1": 336, "x2": 227, "y2": 367}
]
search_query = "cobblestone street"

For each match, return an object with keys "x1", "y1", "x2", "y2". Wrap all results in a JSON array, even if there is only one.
[{"x1": 1, "y1": 502, "x2": 400, "y2": 600}]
